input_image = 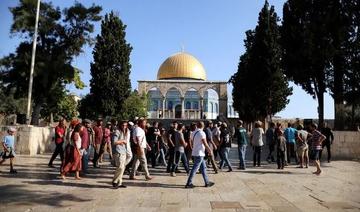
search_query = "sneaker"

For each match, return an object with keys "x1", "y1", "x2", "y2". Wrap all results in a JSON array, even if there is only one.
[
  {"x1": 129, "y1": 176, "x2": 136, "y2": 180},
  {"x1": 227, "y1": 169, "x2": 233, "y2": 172},
  {"x1": 119, "y1": 184, "x2": 127, "y2": 188},
  {"x1": 170, "y1": 172, "x2": 176, "y2": 177},
  {"x1": 10, "y1": 169, "x2": 17, "y2": 174},
  {"x1": 205, "y1": 182, "x2": 215, "y2": 187},
  {"x1": 185, "y1": 184, "x2": 195, "y2": 189}
]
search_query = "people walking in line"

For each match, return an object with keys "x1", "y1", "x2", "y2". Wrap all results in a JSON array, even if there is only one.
[
  {"x1": 309, "y1": 123, "x2": 326, "y2": 175},
  {"x1": 320, "y1": 122, "x2": 334, "y2": 163},
  {"x1": 48, "y1": 118, "x2": 66, "y2": 168},
  {"x1": 92, "y1": 118, "x2": 103, "y2": 168},
  {"x1": 296, "y1": 124, "x2": 309, "y2": 168},
  {"x1": 276, "y1": 129, "x2": 287, "y2": 169},
  {"x1": 266, "y1": 122, "x2": 276, "y2": 163},
  {"x1": 185, "y1": 121, "x2": 214, "y2": 188},
  {"x1": 0, "y1": 127, "x2": 18, "y2": 174},
  {"x1": 251, "y1": 121, "x2": 264, "y2": 167},
  {"x1": 61, "y1": 120, "x2": 82, "y2": 180},
  {"x1": 170, "y1": 123, "x2": 190, "y2": 176},
  {"x1": 234, "y1": 120, "x2": 248, "y2": 170},
  {"x1": 204, "y1": 121, "x2": 218, "y2": 174},
  {"x1": 219, "y1": 123, "x2": 233, "y2": 172},
  {"x1": 129, "y1": 119, "x2": 153, "y2": 181},
  {"x1": 112, "y1": 121, "x2": 132, "y2": 188},
  {"x1": 284, "y1": 123, "x2": 298, "y2": 164}
]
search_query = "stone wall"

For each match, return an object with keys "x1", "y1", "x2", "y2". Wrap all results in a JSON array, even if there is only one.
[
  {"x1": 0, "y1": 125, "x2": 54, "y2": 156},
  {"x1": 332, "y1": 131, "x2": 360, "y2": 160}
]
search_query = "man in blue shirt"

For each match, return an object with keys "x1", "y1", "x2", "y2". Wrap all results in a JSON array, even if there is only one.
[
  {"x1": 284, "y1": 123, "x2": 298, "y2": 164},
  {"x1": 0, "y1": 127, "x2": 17, "y2": 173}
]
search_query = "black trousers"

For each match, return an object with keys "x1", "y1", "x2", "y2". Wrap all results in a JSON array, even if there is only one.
[
  {"x1": 277, "y1": 150, "x2": 285, "y2": 168},
  {"x1": 166, "y1": 147, "x2": 175, "y2": 172},
  {"x1": 319, "y1": 142, "x2": 331, "y2": 162},
  {"x1": 48, "y1": 143, "x2": 64, "y2": 166},
  {"x1": 267, "y1": 144, "x2": 275, "y2": 161},
  {"x1": 253, "y1": 146, "x2": 262, "y2": 166}
]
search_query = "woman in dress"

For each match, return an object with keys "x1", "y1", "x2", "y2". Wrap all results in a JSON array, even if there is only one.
[{"x1": 61, "y1": 120, "x2": 82, "y2": 180}]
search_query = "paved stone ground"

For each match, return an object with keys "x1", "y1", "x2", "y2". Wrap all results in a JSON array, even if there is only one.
[{"x1": 0, "y1": 146, "x2": 360, "y2": 212}]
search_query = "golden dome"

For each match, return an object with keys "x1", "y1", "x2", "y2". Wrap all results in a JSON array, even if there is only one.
[{"x1": 157, "y1": 52, "x2": 206, "y2": 80}]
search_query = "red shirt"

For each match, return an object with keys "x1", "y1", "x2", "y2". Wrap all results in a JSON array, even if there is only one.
[
  {"x1": 80, "y1": 127, "x2": 90, "y2": 149},
  {"x1": 103, "y1": 128, "x2": 111, "y2": 143},
  {"x1": 55, "y1": 125, "x2": 65, "y2": 144},
  {"x1": 93, "y1": 125, "x2": 103, "y2": 145}
]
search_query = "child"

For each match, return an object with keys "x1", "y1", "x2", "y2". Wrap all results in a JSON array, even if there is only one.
[
  {"x1": 276, "y1": 130, "x2": 287, "y2": 169},
  {"x1": 0, "y1": 127, "x2": 17, "y2": 173}
]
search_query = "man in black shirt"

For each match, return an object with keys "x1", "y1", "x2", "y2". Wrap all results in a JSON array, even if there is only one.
[{"x1": 320, "y1": 122, "x2": 334, "y2": 163}]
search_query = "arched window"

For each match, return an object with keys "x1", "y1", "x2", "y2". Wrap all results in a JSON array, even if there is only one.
[
  {"x1": 168, "y1": 101, "x2": 173, "y2": 110},
  {"x1": 186, "y1": 101, "x2": 191, "y2": 109},
  {"x1": 193, "y1": 102, "x2": 199, "y2": 109}
]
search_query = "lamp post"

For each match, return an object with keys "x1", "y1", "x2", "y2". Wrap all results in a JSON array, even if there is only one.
[{"x1": 26, "y1": 0, "x2": 41, "y2": 125}]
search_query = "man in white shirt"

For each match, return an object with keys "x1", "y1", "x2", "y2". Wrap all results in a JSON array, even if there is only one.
[
  {"x1": 129, "y1": 119, "x2": 153, "y2": 180},
  {"x1": 185, "y1": 121, "x2": 215, "y2": 188}
]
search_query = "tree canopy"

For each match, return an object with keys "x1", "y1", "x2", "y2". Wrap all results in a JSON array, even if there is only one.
[
  {"x1": 0, "y1": 0, "x2": 101, "y2": 125},
  {"x1": 230, "y1": 1, "x2": 292, "y2": 123},
  {"x1": 88, "y1": 11, "x2": 132, "y2": 118}
]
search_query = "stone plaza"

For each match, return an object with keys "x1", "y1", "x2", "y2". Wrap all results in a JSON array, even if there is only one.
[{"x1": 1, "y1": 146, "x2": 360, "y2": 212}]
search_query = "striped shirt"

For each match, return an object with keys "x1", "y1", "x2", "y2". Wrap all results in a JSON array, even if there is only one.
[{"x1": 311, "y1": 130, "x2": 324, "y2": 150}]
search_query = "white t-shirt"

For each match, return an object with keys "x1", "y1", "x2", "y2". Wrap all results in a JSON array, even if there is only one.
[
  {"x1": 133, "y1": 126, "x2": 147, "y2": 149},
  {"x1": 191, "y1": 129, "x2": 206, "y2": 157}
]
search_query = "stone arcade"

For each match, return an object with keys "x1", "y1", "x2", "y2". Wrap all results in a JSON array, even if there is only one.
[{"x1": 138, "y1": 52, "x2": 237, "y2": 120}]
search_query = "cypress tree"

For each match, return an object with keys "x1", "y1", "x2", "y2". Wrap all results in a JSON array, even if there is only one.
[
  {"x1": 230, "y1": 1, "x2": 292, "y2": 122},
  {"x1": 89, "y1": 11, "x2": 132, "y2": 117}
]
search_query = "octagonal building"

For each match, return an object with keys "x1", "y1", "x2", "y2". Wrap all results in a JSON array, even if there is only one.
[{"x1": 138, "y1": 52, "x2": 236, "y2": 120}]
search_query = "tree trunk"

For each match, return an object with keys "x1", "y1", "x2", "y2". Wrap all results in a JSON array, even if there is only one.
[
  {"x1": 333, "y1": 54, "x2": 345, "y2": 130},
  {"x1": 317, "y1": 91, "x2": 324, "y2": 128},
  {"x1": 30, "y1": 102, "x2": 42, "y2": 126}
]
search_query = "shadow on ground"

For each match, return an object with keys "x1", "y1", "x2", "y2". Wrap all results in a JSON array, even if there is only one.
[{"x1": 0, "y1": 184, "x2": 92, "y2": 207}]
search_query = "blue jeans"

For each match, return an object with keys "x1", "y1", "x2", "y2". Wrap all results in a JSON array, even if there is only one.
[
  {"x1": 238, "y1": 144, "x2": 247, "y2": 169},
  {"x1": 171, "y1": 151, "x2": 189, "y2": 173},
  {"x1": 219, "y1": 147, "x2": 232, "y2": 170},
  {"x1": 82, "y1": 147, "x2": 90, "y2": 172},
  {"x1": 186, "y1": 156, "x2": 209, "y2": 185}
]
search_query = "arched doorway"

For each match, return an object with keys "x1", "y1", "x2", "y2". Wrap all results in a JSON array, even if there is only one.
[{"x1": 175, "y1": 104, "x2": 182, "y2": 118}]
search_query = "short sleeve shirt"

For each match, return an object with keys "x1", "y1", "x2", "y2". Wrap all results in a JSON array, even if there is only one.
[
  {"x1": 251, "y1": 128, "x2": 264, "y2": 147},
  {"x1": 174, "y1": 131, "x2": 185, "y2": 153},
  {"x1": 3, "y1": 135, "x2": 15, "y2": 149},
  {"x1": 191, "y1": 129, "x2": 206, "y2": 157},
  {"x1": 113, "y1": 130, "x2": 130, "y2": 154},
  {"x1": 311, "y1": 130, "x2": 323, "y2": 150},
  {"x1": 134, "y1": 127, "x2": 147, "y2": 149}
]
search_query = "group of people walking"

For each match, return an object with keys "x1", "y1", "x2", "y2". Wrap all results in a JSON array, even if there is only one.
[{"x1": 0, "y1": 116, "x2": 333, "y2": 188}]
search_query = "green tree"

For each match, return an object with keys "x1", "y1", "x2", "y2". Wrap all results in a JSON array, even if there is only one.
[
  {"x1": 282, "y1": 0, "x2": 359, "y2": 129},
  {"x1": 118, "y1": 91, "x2": 148, "y2": 120},
  {"x1": 230, "y1": 1, "x2": 292, "y2": 122},
  {"x1": 78, "y1": 94, "x2": 97, "y2": 120},
  {"x1": 0, "y1": 0, "x2": 101, "y2": 125},
  {"x1": 89, "y1": 12, "x2": 132, "y2": 117}
]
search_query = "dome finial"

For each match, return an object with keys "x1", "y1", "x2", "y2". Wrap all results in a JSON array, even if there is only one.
[{"x1": 181, "y1": 43, "x2": 185, "y2": 52}]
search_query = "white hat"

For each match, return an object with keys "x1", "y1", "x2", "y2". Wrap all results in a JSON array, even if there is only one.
[
  {"x1": 8, "y1": 127, "x2": 16, "y2": 132},
  {"x1": 128, "y1": 121, "x2": 134, "y2": 126}
]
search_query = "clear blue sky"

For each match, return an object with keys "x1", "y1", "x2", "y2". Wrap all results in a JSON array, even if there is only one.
[{"x1": 0, "y1": 0, "x2": 334, "y2": 119}]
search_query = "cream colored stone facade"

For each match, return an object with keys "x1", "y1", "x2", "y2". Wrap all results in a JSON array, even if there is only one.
[{"x1": 0, "y1": 125, "x2": 53, "y2": 156}]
